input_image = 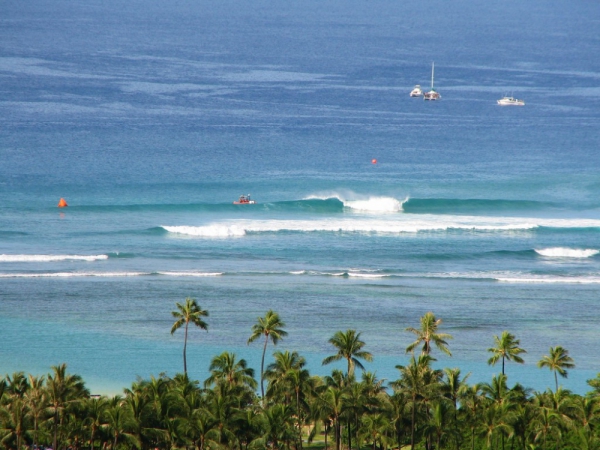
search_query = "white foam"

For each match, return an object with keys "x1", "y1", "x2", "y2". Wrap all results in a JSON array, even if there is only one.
[
  {"x1": 497, "y1": 276, "x2": 600, "y2": 284},
  {"x1": 534, "y1": 247, "x2": 599, "y2": 258},
  {"x1": 156, "y1": 271, "x2": 223, "y2": 277},
  {"x1": 290, "y1": 270, "x2": 306, "y2": 275},
  {"x1": 344, "y1": 196, "x2": 407, "y2": 213},
  {"x1": 0, "y1": 271, "x2": 146, "y2": 278},
  {"x1": 305, "y1": 193, "x2": 408, "y2": 213},
  {"x1": 347, "y1": 272, "x2": 389, "y2": 278},
  {"x1": 163, "y1": 225, "x2": 246, "y2": 237},
  {"x1": 162, "y1": 214, "x2": 599, "y2": 238},
  {"x1": 0, "y1": 254, "x2": 109, "y2": 262}
]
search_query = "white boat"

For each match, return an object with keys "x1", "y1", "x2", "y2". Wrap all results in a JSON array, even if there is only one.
[
  {"x1": 423, "y1": 62, "x2": 440, "y2": 101},
  {"x1": 497, "y1": 96, "x2": 525, "y2": 106},
  {"x1": 410, "y1": 85, "x2": 423, "y2": 97}
]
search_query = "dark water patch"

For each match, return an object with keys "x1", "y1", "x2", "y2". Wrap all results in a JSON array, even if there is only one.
[
  {"x1": 0, "y1": 230, "x2": 29, "y2": 238},
  {"x1": 535, "y1": 226, "x2": 600, "y2": 235},
  {"x1": 403, "y1": 198, "x2": 556, "y2": 215},
  {"x1": 261, "y1": 198, "x2": 344, "y2": 213},
  {"x1": 356, "y1": 283, "x2": 408, "y2": 289},
  {"x1": 486, "y1": 249, "x2": 537, "y2": 259},
  {"x1": 50, "y1": 198, "x2": 345, "y2": 214}
]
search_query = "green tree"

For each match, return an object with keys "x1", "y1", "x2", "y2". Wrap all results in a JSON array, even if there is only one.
[
  {"x1": 254, "y1": 403, "x2": 296, "y2": 450},
  {"x1": 171, "y1": 297, "x2": 209, "y2": 374},
  {"x1": 24, "y1": 375, "x2": 47, "y2": 450},
  {"x1": 322, "y1": 329, "x2": 373, "y2": 377},
  {"x1": 392, "y1": 354, "x2": 442, "y2": 450},
  {"x1": 204, "y1": 352, "x2": 257, "y2": 391},
  {"x1": 104, "y1": 396, "x2": 139, "y2": 450},
  {"x1": 247, "y1": 310, "x2": 287, "y2": 402},
  {"x1": 487, "y1": 331, "x2": 526, "y2": 376},
  {"x1": 0, "y1": 396, "x2": 29, "y2": 450},
  {"x1": 314, "y1": 384, "x2": 345, "y2": 450},
  {"x1": 46, "y1": 363, "x2": 89, "y2": 450},
  {"x1": 538, "y1": 346, "x2": 575, "y2": 392},
  {"x1": 405, "y1": 312, "x2": 453, "y2": 356},
  {"x1": 265, "y1": 350, "x2": 306, "y2": 405},
  {"x1": 83, "y1": 396, "x2": 109, "y2": 450}
]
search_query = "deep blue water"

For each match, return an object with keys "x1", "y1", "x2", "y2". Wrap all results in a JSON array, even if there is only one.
[{"x1": 1, "y1": 0, "x2": 600, "y2": 395}]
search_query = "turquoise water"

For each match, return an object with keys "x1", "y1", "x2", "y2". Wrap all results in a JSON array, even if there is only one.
[{"x1": 1, "y1": 0, "x2": 600, "y2": 395}]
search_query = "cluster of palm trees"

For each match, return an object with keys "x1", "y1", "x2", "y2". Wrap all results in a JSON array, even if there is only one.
[{"x1": 1, "y1": 302, "x2": 599, "y2": 450}]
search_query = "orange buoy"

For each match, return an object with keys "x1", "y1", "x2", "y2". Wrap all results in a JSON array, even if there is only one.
[
  {"x1": 58, "y1": 198, "x2": 68, "y2": 208},
  {"x1": 371, "y1": 159, "x2": 377, "y2": 164}
]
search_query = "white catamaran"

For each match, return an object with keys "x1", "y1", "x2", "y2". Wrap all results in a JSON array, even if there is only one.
[{"x1": 423, "y1": 62, "x2": 441, "y2": 101}]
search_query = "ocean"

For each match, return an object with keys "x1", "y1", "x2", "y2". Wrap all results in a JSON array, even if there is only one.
[{"x1": 1, "y1": 0, "x2": 600, "y2": 395}]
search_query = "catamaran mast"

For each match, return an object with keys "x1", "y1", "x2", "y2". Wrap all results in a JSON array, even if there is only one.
[{"x1": 431, "y1": 62, "x2": 435, "y2": 89}]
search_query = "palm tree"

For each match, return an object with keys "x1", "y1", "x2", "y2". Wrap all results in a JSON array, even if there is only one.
[
  {"x1": 538, "y1": 346, "x2": 575, "y2": 392},
  {"x1": 322, "y1": 329, "x2": 373, "y2": 377},
  {"x1": 24, "y1": 374, "x2": 47, "y2": 450},
  {"x1": 45, "y1": 363, "x2": 89, "y2": 450},
  {"x1": 265, "y1": 350, "x2": 306, "y2": 404},
  {"x1": 487, "y1": 331, "x2": 526, "y2": 376},
  {"x1": 405, "y1": 312, "x2": 453, "y2": 356},
  {"x1": 247, "y1": 309, "x2": 287, "y2": 402},
  {"x1": 171, "y1": 297, "x2": 209, "y2": 374},
  {"x1": 460, "y1": 383, "x2": 485, "y2": 450},
  {"x1": 256, "y1": 403, "x2": 296, "y2": 450},
  {"x1": 392, "y1": 354, "x2": 441, "y2": 450},
  {"x1": 204, "y1": 351, "x2": 258, "y2": 391},
  {"x1": 314, "y1": 385, "x2": 345, "y2": 450},
  {"x1": 104, "y1": 397, "x2": 139, "y2": 450},
  {"x1": 83, "y1": 396, "x2": 109, "y2": 450}
]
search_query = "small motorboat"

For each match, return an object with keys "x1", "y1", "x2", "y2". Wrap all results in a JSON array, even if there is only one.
[
  {"x1": 497, "y1": 96, "x2": 525, "y2": 106},
  {"x1": 233, "y1": 194, "x2": 255, "y2": 205},
  {"x1": 410, "y1": 85, "x2": 423, "y2": 97}
]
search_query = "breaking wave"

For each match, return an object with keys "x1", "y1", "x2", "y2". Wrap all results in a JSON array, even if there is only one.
[
  {"x1": 496, "y1": 276, "x2": 600, "y2": 284},
  {"x1": 534, "y1": 247, "x2": 599, "y2": 258},
  {"x1": 161, "y1": 215, "x2": 600, "y2": 238},
  {"x1": 0, "y1": 271, "x2": 223, "y2": 278},
  {"x1": 305, "y1": 194, "x2": 407, "y2": 213},
  {"x1": 0, "y1": 254, "x2": 109, "y2": 262}
]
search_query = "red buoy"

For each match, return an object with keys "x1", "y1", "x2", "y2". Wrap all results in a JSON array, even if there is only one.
[
  {"x1": 58, "y1": 198, "x2": 68, "y2": 208},
  {"x1": 371, "y1": 159, "x2": 377, "y2": 164}
]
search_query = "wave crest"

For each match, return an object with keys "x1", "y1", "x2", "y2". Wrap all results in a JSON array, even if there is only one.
[
  {"x1": 0, "y1": 254, "x2": 109, "y2": 262},
  {"x1": 305, "y1": 194, "x2": 407, "y2": 213},
  {"x1": 163, "y1": 225, "x2": 246, "y2": 237},
  {"x1": 534, "y1": 247, "x2": 599, "y2": 258}
]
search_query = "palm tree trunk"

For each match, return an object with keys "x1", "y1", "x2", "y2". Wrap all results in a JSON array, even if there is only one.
[
  {"x1": 33, "y1": 417, "x2": 38, "y2": 449},
  {"x1": 554, "y1": 371, "x2": 558, "y2": 392},
  {"x1": 347, "y1": 418, "x2": 352, "y2": 450},
  {"x1": 410, "y1": 395, "x2": 416, "y2": 450},
  {"x1": 335, "y1": 417, "x2": 341, "y2": 450},
  {"x1": 296, "y1": 388, "x2": 302, "y2": 449},
  {"x1": 261, "y1": 334, "x2": 268, "y2": 402},
  {"x1": 90, "y1": 427, "x2": 95, "y2": 450},
  {"x1": 54, "y1": 409, "x2": 59, "y2": 450},
  {"x1": 183, "y1": 321, "x2": 189, "y2": 374}
]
